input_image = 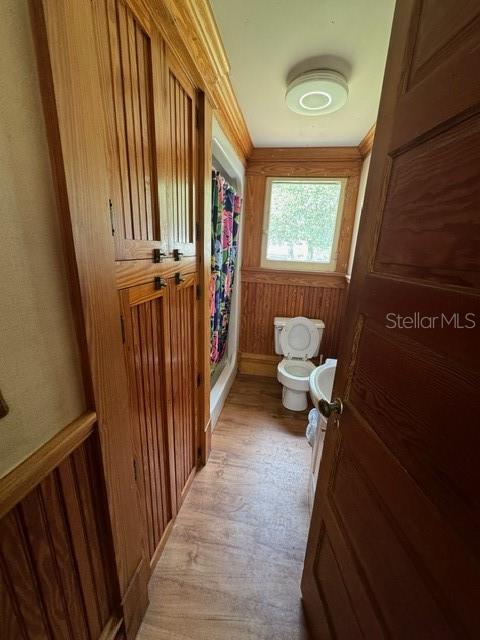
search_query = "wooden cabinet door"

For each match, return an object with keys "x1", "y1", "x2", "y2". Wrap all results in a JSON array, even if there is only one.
[
  {"x1": 168, "y1": 273, "x2": 198, "y2": 506},
  {"x1": 301, "y1": 1, "x2": 480, "y2": 638},
  {"x1": 166, "y1": 50, "x2": 197, "y2": 258},
  {"x1": 93, "y1": 0, "x2": 168, "y2": 261},
  {"x1": 120, "y1": 281, "x2": 176, "y2": 565}
]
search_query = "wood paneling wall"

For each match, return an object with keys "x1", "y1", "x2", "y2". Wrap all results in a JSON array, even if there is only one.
[
  {"x1": 0, "y1": 418, "x2": 120, "y2": 640},
  {"x1": 240, "y1": 280, "x2": 347, "y2": 360},
  {"x1": 240, "y1": 149, "x2": 361, "y2": 371}
]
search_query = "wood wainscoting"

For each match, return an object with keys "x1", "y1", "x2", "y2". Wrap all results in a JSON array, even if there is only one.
[
  {"x1": 239, "y1": 148, "x2": 360, "y2": 374},
  {"x1": 0, "y1": 413, "x2": 122, "y2": 640},
  {"x1": 239, "y1": 273, "x2": 348, "y2": 374}
]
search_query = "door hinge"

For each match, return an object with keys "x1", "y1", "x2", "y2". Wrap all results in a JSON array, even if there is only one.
[
  {"x1": 197, "y1": 446, "x2": 202, "y2": 461},
  {"x1": 133, "y1": 458, "x2": 138, "y2": 482},
  {"x1": 108, "y1": 199, "x2": 115, "y2": 236},
  {"x1": 197, "y1": 373, "x2": 202, "y2": 387},
  {"x1": 120, "y1": 315, "x2": 125, "y2": 343},
  {"x1": 195, "y1": 221, "x2": 200, "y2": 241},
  {"x1": 196, "y1": 284, "x2": 201, "y2": 300}
]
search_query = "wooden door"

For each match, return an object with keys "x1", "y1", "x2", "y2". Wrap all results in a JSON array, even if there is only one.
[
  {"x1": 93, "y1": 0, "x2": 168, "y2": 261},
  {"x1": 168, "y1": 273, "x2": 198, "y2": 506},
  {"x1": 302, "y1": 2, "x2": 480, "y2": 638},
  {"x1": 166, "y1": 50, "x2": 197, "y2": 259},
  {"x1": 120, "y1": 281, "x2": 176, "y2": 566}
]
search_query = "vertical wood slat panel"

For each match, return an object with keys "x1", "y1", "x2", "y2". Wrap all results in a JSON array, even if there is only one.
[
  {"x1": 0, "y1": 434, "x2": 116, "y2": 640},
  {"x1": 167, "y1": 61, "x2": 195, "y2": 249},
  {"x1": 121, "y1": 289, "x2": 173, "y2": 562},
  {"x1": 95, "y1": 0, "x2": 158, "y2": 245},
  {"x1": 169, "y1": 276, "x2": 197, "y2": 503},
  {"x1": 239, "y1": 281, "x2": 347, "y2": 358}
]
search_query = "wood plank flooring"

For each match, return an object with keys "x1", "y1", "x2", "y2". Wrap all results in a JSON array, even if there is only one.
[{"x1": 137, "y1": 374, "x2": 311, "y2": 640}]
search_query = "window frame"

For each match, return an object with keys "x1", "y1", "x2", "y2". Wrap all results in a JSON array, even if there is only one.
[{"x1": 260, "y1": 176, "x2": 348, "y2": 272}]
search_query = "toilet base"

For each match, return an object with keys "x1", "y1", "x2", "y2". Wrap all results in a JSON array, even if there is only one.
[{"x1": 282, "y1": 386, "x2": 308, "y2": 411}]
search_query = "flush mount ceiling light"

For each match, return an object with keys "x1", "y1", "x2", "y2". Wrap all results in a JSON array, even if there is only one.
[{"x1": 286, "y1": 69, "x2": 348, "y2": 116}]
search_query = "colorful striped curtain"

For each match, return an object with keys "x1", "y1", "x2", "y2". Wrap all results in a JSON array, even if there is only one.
[{"x1": 210, "y1": 171, "x2": 242, "y2": 370}]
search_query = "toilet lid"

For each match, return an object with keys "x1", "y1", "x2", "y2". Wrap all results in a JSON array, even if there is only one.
[{"x1": 279, "y1": 317, "x2": 320, "y2": 359}]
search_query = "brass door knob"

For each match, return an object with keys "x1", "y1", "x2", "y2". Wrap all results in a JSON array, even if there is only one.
[{"x1": 318, "y1": 398, "x2": 343, "y2": 418}]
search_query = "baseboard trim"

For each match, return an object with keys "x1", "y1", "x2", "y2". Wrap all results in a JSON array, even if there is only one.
[
  {"x1": 99, "y1": 614, "x2": 124, "y2": 640},
  {"x1": 238, "y1": 352, "x2": 280, "y2": 378},
  {"x1": 121, "y1": 558, "x2": 149, "y2": 640}
]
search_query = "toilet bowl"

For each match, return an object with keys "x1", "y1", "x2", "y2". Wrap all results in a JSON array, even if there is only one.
[
  {"x1": 277, "y1": 358, "x2": 315, "y2": 410},
  {"x1": 274, "y1": 316, "x2": 325, "y2": 411}
]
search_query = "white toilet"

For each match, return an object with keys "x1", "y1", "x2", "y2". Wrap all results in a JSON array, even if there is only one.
[{"x1": 274, "y1": 316, "x2": 325, "y2": 411}]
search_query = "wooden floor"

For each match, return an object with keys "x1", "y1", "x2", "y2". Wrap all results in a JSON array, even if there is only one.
[{"x1": 137, "y1": 374, "x2": 312, "y2": 640}]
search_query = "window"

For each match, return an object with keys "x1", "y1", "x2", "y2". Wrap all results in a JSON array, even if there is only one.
[{"x1": 261, "y1": 178, "x2": 346, "y2": 271}]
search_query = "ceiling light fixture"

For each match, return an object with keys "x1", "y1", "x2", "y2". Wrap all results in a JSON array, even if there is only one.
[{"x1": 286, "y1": 69, "x2": 348, "y2": 116}]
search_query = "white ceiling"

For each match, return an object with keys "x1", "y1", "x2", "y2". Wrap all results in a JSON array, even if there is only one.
[{"x1": 210, "y1": 0, "x2": 395, "y2": 147}]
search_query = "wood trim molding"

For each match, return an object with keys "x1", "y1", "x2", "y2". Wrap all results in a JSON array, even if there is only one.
[
  {"x1": 238, "y1": 353, "x2": 280, "y2": 378},
  {"x1": 241, "y1": 267, "x2": 348, "y2": 289},
  {"x1": 358, "y1": 123, "x2": 376, "y2": 158},
  {"x1": 198, "y1": 94, "x2": 213, "y2": 463},
  {"x1": 30, "y1": 3, "x2": 149, "y2": 635},
  {"x1": 248, "y1": 147, "x2": 362, "y2": 163},
  {"x1": 246, "y1": 161, "x2": 362, "y2": 178},
  {"x1": 0, "y1": 411, "x2": 96, "y2": 519},
  {"x1": 99, "y1": 615, "x2": 124, "y2": 640},
  {"x1": 140, "y1": 0, "x2": 252, "y2": 161},
  {"x1": 242, "y1": 153, "x2": 361, "y2": 275}
]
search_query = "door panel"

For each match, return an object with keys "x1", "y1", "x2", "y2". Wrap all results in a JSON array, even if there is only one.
[
  {"x1": 94, "y1": 0, "x2": 167, "y2": 260},
  {"x1": 168, "y1": 273, "x2": 198, "y2": 504},
  {"x1": 120, "y1": 282, "x2": 176, "y2": 564},
  {"x1": 166, "y1": 51, "x2": 197, "y2": 257},
  {"x1": 375, "y1": 114, "x2": 480, "y2": 288},
  {"x1": 302, "y1": 1, "x2": 480, "y2": 638}
]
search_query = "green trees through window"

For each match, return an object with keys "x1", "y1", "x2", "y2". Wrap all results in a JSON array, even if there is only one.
[{"x1": 265, "y1": 180, "x2": 343, "y2": 264}]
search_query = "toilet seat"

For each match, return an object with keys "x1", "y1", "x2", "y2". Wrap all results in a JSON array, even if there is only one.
[{"x1": 279, "y1": 316, "x2": 320, "y2": 360}]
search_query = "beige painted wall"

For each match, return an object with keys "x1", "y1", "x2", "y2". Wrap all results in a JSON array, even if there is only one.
[{"x1": 0, "y1": 0, "x2": 85, "y2": 478}]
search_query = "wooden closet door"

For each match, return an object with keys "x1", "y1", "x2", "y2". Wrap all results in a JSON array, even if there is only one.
[
  {"x1": 168, "y1": 273, "x2": 198, "y2": 506},
  {"x1": 93, "y1": 0, "x2": 167, "y2": 261},
  {"x1": 166, "y1": 50, "x2": 197, "y2": 258},
  {"x1": 120, "y1": 281, "x2": 176, "y2": 565}
]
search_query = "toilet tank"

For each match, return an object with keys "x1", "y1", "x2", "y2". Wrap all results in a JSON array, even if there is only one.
[{"x1": 274, "y1": 316, "x2": 325, "y2": 356}]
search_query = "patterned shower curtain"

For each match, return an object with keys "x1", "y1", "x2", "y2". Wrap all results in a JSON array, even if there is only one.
[{"x1": 210, "y1": 171, "x2": 242, "y2": 370}]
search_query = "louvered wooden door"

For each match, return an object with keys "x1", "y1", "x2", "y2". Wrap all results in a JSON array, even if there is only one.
[
  {"x1": 168, "y1": 273, "x2": 198, "y2": 505},
  {"x1": 166, "y1": 51, "x2": 197, "y2": 258},
  {"x1": 120, "y1": 281, "x2": 176, "y2": 565},
  {"x1": 93, "y1": 0, "x2": 167, "y2": 261}
]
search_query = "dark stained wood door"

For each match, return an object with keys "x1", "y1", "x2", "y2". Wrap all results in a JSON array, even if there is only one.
[
  {"x1": 93, "y1": 0, "x2": 168, "y2": 261},
  {"x1": 166, "y1": 50, "x2": 197, "y2": 259},
  {"x1": 168, "y1": 273, "x2": 198, "y2": 506},
  {"x1": 120, "y1": 281, "x2": 176, "y2": 566},
  {"x1": 302, "y1": 1, "x2": 480, "y2": 638}
]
